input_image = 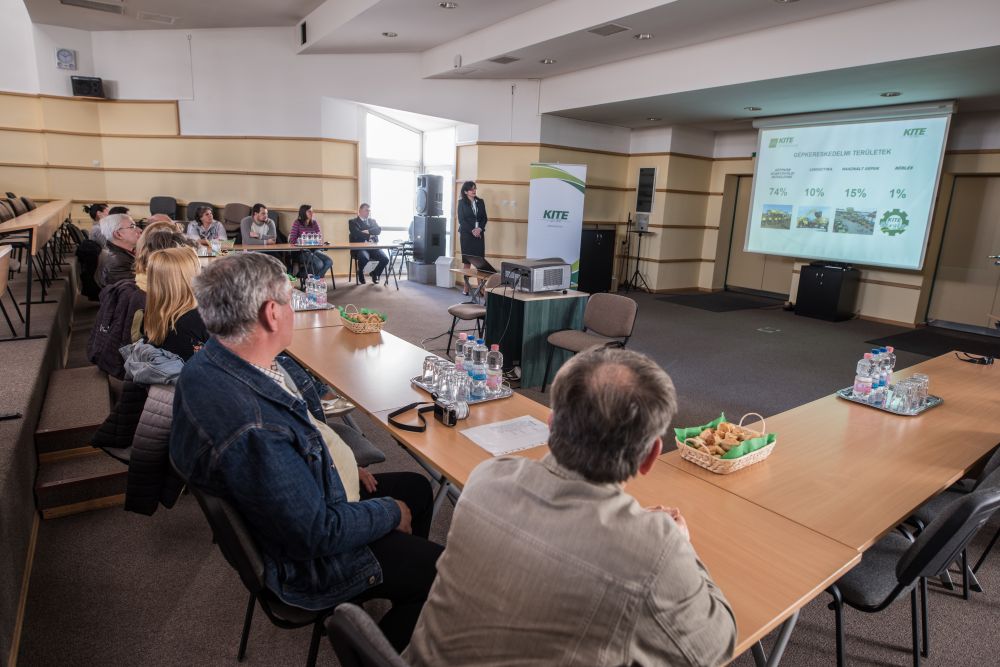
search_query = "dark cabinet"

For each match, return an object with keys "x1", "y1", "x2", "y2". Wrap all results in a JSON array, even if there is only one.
[
  {"x1": 795, "y1": 264, "x2": 860, "y2": 321},
  {"x1": 578, "y1": 228, "x2": 616, "y2": 293}
]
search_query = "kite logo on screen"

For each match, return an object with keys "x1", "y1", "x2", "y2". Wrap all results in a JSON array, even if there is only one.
[
  {"x1": 768, "y1": 136, "x2": 795, "y2": 148},
  {"x1": 879, "y1": 209, "x2": 910, "y2": 236},
  {"x1": 903, "y1": 128, "x2": 927, "y2": 137}
]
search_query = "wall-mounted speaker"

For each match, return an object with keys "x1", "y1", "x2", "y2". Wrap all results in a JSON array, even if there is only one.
[
  {"x1": 71, "y1": 76, "x2": 105, "y2": 99},
  {"x1": 412, "y1": 215, "x2": 446, "y2": 264},
  {"x1": 416, "y1": 174, "x2": 443, "y2": 216},
  {"x1": 636, "y1": 167, "x2": 656, "y2": 214}
]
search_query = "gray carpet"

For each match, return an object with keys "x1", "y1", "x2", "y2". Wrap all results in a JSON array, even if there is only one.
[{"x1": 18, "y1": 278, "x2": 1000, "y2": 666}]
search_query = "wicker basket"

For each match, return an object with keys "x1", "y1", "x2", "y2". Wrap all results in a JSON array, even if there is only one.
[
  {"x1": 676, "y1": 413, "x2": 775, "y2": 475},
  {"x1": 340, "y1": 304, "x2": 386, "y2": 334}
]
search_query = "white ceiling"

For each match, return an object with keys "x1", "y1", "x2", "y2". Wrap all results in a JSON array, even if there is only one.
[{"x1": 25, "y1": 0, "x2": 326, "y2": 30}]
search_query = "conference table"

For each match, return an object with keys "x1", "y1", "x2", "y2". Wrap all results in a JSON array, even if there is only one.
[
  {"x1": 0, "y1": 199, "x2": 72, "y2": 340},
  {"x1": 286, "y1": 325, "x2": 869, "y2": 665},
  {"x1": 232, "y1": 241, "x2": 404, "y2": 289}
]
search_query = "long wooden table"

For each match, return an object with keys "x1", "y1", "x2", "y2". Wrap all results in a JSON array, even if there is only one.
[
  {"x1": 664, "y1": 352, "x2": 1000, "y2": 551},
  {"x1": 292, "y1": 308, "x2": 346, "y2": 330},
  {"x1": 0, "y1": 200, "x2": 72, "y2": 339},
  {"x1": 285, "y1": 324, "x2": 863, "y2": 665},
  {"x1": 0, "y1": 246, "x2": 15, "y2": 336},
  {"x1": 233, "y1": 241, "x2": 404, "y2": 289}
]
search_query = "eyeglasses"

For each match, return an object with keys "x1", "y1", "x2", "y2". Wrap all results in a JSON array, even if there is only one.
[{"x1": 119, "y1": 223, "x2": 138, "y2": 231}]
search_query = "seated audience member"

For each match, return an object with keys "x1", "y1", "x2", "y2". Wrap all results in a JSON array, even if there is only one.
[
  {"x1": 170, "y1": 253, "x2": 442, "y2": 650},
  {"x1": 85, "y1": 202, "x2": 110, "y2": 246},
  {"x1": 288, "y1": 204, "x2": 333, "y2": 281},
  {"x1": 239, "y1": 203, "x2": 277, "y2": 245},
  {"x1": 108, "y1": 205, "x2": 130, "y2": 216},
  {"x1": 404, "y1": 347, "x2": 737, "y2": 667},
  {"x1": 143, "y1": 247, "x2": 208, "y2": 361},
  {"x1": 348, "y1": 203, "x2": 389, "y2": 285},
  {"x1": 98, "y1": 213, "x2": 141, "y2": 287},
  {"x1": 186, "y1": 206, "x2": 227, "y2": 246},
  {"x1": 129, "y1": 224, "x2": 193, "y2": 341}
]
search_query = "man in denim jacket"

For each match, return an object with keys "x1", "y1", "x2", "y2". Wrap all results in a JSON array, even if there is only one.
[{"x1": 170, "y1": 253, "x2": 441, "y2": 650}]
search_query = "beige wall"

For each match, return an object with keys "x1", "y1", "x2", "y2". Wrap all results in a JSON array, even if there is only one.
[{"x1": 0, "y1": 90, "x2": 361, "y2": 273}]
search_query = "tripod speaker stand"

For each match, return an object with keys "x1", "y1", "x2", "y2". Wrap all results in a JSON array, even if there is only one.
[{"x1": 624, "y1": 229, "x2": 653, "y2": 292}]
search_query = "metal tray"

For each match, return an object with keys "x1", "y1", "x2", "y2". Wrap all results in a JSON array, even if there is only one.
[
  {"x1": 835, "y1": 387, "x2": 943, "y2": 416},
  {"x1": 292, "y1": 303, "x2": 336, "y2": 312},
  {"x1": 411, "y1": 376, "x2": 513, "y2": 404}
]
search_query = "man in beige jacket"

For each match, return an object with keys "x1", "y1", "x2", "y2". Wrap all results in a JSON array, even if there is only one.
[{"x1": 404, "y1": 346, "x2": 736, "y2": 666}]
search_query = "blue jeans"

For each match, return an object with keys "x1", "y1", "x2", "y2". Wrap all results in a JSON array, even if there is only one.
[{"x1": 300, "y1": 250, "x2": 333, "y2": 279}]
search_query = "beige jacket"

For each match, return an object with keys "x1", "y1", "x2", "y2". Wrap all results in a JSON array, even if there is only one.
[{"x1": 404, "y1": 454, "x2": 736, "y2": 667}]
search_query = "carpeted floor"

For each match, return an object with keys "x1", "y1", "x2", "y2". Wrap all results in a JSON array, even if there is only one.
[
  {"x1": 868, "y1": 326, "x2": 1000, "y2": 358},
  {"x1": 18, "y1": 278, "x2": 1000, "y2": 666},
  {"x1": 656, "y1": 290, "x2": 786, "y2": 312}
]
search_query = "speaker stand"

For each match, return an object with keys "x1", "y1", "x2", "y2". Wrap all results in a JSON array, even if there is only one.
[{"x1": 624, "y1": 230, "x2": 653, "y2": 293}]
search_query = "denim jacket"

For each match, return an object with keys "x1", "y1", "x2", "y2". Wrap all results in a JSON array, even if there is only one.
[{"x1": 169, "y1": 338, "x2": 400, "y2": 610}]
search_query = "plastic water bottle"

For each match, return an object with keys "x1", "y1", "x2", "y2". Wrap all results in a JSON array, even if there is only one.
[
  {"x1": 852, "y1": 353, "x2": 874, "y2": 400},
  {"x1": 470, "y1": 361, "x2": 487, "y2": 400},
  {"x1": 306, "y1": 274, "x2": 317, "y2": 306},
  {"x1": 315, "y1": 275, "x2": 327, "y2": 306},
  {"x1": 472, "y1": 338, "x2": 488, "y2": 366},
  {"x1": 486, "y1": 344, "x2": 503, "y2": 396},
  {"x1": 461, "y1": 336, "x2": 475, "y2": 361},
  {"x1": 454, "y1": 333, "x2": 468, "y2": 371},
  {"x1": 883, "y1": 345, "x2": 896, "y2": 386}
]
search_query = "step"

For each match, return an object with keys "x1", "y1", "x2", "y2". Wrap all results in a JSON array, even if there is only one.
[
  {"x1": 35, "y1": 451, "x2": 126, "y2": 519},
  {"x1": 34, "y1": 366, "x2": 110, "y2": 454}
]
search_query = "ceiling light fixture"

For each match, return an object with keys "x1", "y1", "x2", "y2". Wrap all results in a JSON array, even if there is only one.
[
  {"x1": 439, "y1": 2, "x2": 458, "y2": 8},
  {"x1": 744, "y1": 106, "x2": 762, "y2": 111},
  {"x1": 381, "y1": 31, "x2": 398, "y2": 38},
  {"x1": 540, "y1": 58, "x2": 556, "y2": 64},
  {"x1": 880, "y1": 91, "x2": 902, "y2": 97},
  {"x1": 634, "y1": 33, "x2": 653, "y2": 40},
  {"x1": 647, "y1": 117, "x2": 661, "y2": 121}
]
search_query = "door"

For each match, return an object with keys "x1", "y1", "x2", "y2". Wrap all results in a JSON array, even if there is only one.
[
  {"x1": 725, "y1": 176, "x2": 796, "y2": 296},
  {"x1": 927, "y1": 176, "x2": 1000, "y2": 334}
]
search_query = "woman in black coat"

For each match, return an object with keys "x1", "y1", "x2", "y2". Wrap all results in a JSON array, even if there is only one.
[{"x1": 456, "y1": 180, "x2": 487, "y2": 295}]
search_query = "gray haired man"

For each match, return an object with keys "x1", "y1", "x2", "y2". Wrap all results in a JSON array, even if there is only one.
[
  {"x1": 97, "y1": 213, "x2": 140, "y2": 286},
  {"x1": 404, "y1": 347, "x2": 737, "y2": 666}
]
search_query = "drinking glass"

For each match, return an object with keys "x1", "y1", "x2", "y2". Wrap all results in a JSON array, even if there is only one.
[
  {"x1": 210, "y1": 238, "x2": 221, "y2": 255},
  {"x1": 911, "y1": 373, "x2": 929, "y2": 408},
  {"x1": 422, "y1": 356, "x2": 438, "y2": 382}
]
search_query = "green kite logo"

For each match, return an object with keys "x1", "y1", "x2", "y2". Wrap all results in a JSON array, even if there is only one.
[
  {"x1": 542, "y1": 210, "x2": 570, "y2": 220},
  {"x1": 879, "y1": 209, "x2": 909, "y2": 236},
  {"x1": 903, "y1": 128, "x2": 927, "y2": 137},
  {"x1": 769, "y1": 137, "x2": 794, "y2": 148}
]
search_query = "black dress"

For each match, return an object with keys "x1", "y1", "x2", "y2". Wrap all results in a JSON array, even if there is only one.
[{"x1": 457, "y1": 196, "x2": 487, "y2": 264}]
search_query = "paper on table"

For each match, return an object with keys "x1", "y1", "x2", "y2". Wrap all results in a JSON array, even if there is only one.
[{"x1": 461, "y1": 415, "x2": 549, "y2": 457}]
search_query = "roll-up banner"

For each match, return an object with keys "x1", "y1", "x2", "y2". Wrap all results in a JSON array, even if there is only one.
[{"x1": 526, "y1": 163, "x2": 587, "y2": 286}]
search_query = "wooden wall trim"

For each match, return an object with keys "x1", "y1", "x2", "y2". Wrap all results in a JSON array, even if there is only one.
[
  {"x1": 617, "y1": 255, "x2": 715, "y2": 264},
  {"x1": 0, "y1": 125, "x2": 358, "y2": 145},
  {"x1": 791, "y1": 268, "x2": 922, "y2": 291},
  {"x1": 656, "y1": 187, "x2": 724, "y2": 196},
  {"x1": 99, "y1": 199, "x2": 356, "y2": 215},
  {"x1": 7, "y1": 514, "x2": 38, "y2": 667},
  {"x1": 0, "y1": 162, "x2": 357, "y2": 181},
  {"x1": 945, "y1": 149, "x2": 1000, "y2": 155}
]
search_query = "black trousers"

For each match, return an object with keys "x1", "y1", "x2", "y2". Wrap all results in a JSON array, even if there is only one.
[
  {"x1": 354, "y1": 248, "x2": 389, "y2": 283},
  {"x1": 357, "y1": 472, "x2": 442, "y2": 651}
]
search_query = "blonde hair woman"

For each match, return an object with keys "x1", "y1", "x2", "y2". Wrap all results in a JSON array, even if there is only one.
[
  {"x1": 134, "y1": 224, "x2": 194, "y2": 292},
  {"x1": 143, "y1": 246, "x2": 208, "y2": 361}
]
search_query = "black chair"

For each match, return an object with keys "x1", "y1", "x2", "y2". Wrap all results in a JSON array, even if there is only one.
[
  {"x1": 445, "y1": 273, "x2": 500, "y2": 355},
  {"x1": 827, "y1": 470, "x2": 1000, "y2": 667},
  {"x1": 149, "y1": 196, "x2": 178, "y2": 219},
  {"x1": 325, "y1": 604, "x2": 408, "y2": 667},
  {"x1": 907, "y1": 444, "x2": 1000, "y2": 596},
  {"x1": 20, "y1": 196, "x2": 37, "y2": 211},
  {"x1": 186, "y1": 201, "x2": 214, "y2": 221},
  {"x1": 186, "y1": 483, "x2": 337, "y2": 666},
  {"x1": 5, "y1": 196, "x2": 27, "y2": 216},
  {"x1": 267, "y1": 209, "x2": 280, "y2": 227},
  {"x1": 223, "y1": 203, "x2": 251, "y2": 243}
]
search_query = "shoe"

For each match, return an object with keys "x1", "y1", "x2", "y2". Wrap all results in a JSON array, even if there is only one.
[{"x1": 322, "y1": 397, "x2": 355, "y2": 417}]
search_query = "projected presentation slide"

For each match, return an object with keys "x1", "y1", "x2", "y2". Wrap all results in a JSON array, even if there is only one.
[{"x1": 745, "y1": 114, "x2": 949, "y2": 270}]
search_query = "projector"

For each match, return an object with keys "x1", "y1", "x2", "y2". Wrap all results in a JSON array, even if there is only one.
[{"x1": 500, "y1": 259, "x2": 571, "y2": 293}]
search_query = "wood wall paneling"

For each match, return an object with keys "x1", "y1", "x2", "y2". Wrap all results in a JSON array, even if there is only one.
[
  {"x1": 0, "y1": 94, "x2": 41, "y2": 129},
  {"x1": 0, "y1": 130, "x2": 46, "y2": 164}
]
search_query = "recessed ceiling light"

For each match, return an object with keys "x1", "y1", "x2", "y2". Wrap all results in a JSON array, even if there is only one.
[
  {"x1": 439, "y1": 2, "x2": 458, "y2": 8},
  {"x1": 381, "y1": 31, "x2": 398, "y2": 38},
  {"x1": 880, "y1": 91, "x2": 902, "y2": 97},
  {"x1": 647, "y1": 117, "x2": 661, "y2": 121},
  {"x1": 540, "y1": 58, "x2": 556, "y2": 64},
  {"x1": 744, "y1": 106, "x2": 762, "y2": 111},
  {"x1": 634, "y1": 33, "x2": 653, "y2": 40}
]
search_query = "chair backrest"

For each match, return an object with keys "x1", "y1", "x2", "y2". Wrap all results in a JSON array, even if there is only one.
[
  {"x1": 325, "y1": 604, "x2": 409, "y2": 667},
  {"x1": 21, "y1": 196, "x2": 36, "y2": 211},
  {"x1": 188, "y1": 485, "x2": 268, "y2": 596},
  {"x1": 149, "y1": 196, "x2": 178, "y2": 218},
  {"x1": 223, "y1": 203, "x2": 251, "y2": 233},
  {"x1": 186, "y1": 201, "x2": 214, "y2": 222},
  {"x1": 267, "y1": 209, "x2": 280, "y2": 226},
  {"x1": 971, "y1": 444, "x2": 1000, "y2": 492},
  {"x1": 897, "y1": 470, "x2": 1000, "y2": 584},
  {"x1": 582, "y1": 293, "x2": 638, "y2": 339},
  {"x1": 484, "y1": 272, "x2": 502, "y2": 290},
  {"x1": 0, "y1": 201, "x2": 13, "y2": 222},
  {"x1": 6, "y1": 197, "x2": 27, "y2": 216}
]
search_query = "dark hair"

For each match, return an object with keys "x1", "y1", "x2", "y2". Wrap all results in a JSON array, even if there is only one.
[
  {"x1": 194, "y1": 206, "x2": 212, "y2": 222},
  {"x1": 548, "y1": 347, "x2": 677, "y2": 484},
  {"x1": 251, "y1": 203, "x2": 267, "y2": 215},
  {"x1": 460, "y1": 181, "x2": 477, "y2": 199},
  {"x1": 296, "y1": 204, "x2": 312, "y2": 223},
  {"x1": 108, "y1": 206, "x2": 130, "y2": 215},
  {"x1": 84, "y1": 203, "x2": 108, "y2": 221}
]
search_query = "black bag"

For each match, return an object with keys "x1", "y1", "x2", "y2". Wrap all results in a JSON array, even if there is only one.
[
  {"x1": 76, "y1": 239, "x2": 102, "y2": 300},
  {"x1": 87, "y1": 280, "x2": 145, "y2": 379}
]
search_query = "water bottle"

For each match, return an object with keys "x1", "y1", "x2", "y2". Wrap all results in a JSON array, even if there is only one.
[
  {"x1": 315, "y1": 275, "x2": 327, "y2": 306},
  {"x1": 306, "y1": 274, "x2": 317, "y2": 306},
  {"x1": 486, "y1": 344, "x2": 503, "y2": 396},
  {"x1": 472, "y1": 338, "x2": 488, "y2": 366},
  {"x1": 470, "y1": 362, "x2": 487, "y2": 400},
  {"x1": 454, "y1": 333, "x2": 468, "y2": 371},
  {"x1": 883, "y1": 345, "x2": 896, "y2": 387},
  {"x1": 852, "y1": 353, "x2": 874, "y2": 400},
  {"x1": 461, "y1": 336, "x2": 475, "y2": 361}
]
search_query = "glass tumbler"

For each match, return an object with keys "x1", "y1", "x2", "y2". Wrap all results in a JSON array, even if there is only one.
[{"x1": 422, "y1": 356, "x2": 438, "y2": 383}]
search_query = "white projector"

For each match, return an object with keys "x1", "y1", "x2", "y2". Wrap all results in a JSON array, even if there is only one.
[{"x1": 500, "y1": 259, "x2": 571, "y2": 293}]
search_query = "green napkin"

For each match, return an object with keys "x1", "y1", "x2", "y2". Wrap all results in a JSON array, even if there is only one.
[{"x1": 674, "y1": 413, "x2": 776, "y2": 460}]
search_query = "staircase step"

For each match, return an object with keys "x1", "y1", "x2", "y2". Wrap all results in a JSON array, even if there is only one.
[
  {"x1": 36, "y1": 450, "x2": 126, "y2": 518},
  {"x1": 35, "y1": 366, "x2": 110, "y2": 454}
]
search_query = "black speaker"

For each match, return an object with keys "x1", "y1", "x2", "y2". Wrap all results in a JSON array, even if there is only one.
[
  {"x1": 412, "y1": 215, "x2": 446, "y2": 264},
  {"x1": 416, "y1": 174, "x2": 443, "y2": 216},
  {"x1": 578, "y1": 229, "x2": 616, "y2": 293},
  {"x1": 71, "y1": 76, "x2": 106, "y2": 99}
]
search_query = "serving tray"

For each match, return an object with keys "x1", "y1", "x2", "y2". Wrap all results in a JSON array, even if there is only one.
[
  {"x1": 411, "y1": 376, "x2": 512, "y2": 405},
  {"x1": 835, "y1": 387, "x2": 943, "y2": 416}
]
